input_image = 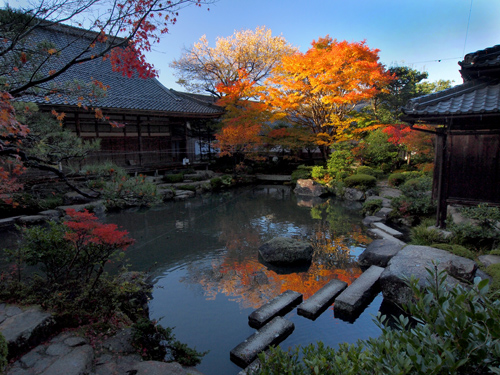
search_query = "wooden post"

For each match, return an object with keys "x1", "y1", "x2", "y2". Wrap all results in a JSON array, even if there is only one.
[
  {"x1": 436, "y1": 124, "x2": 452, "y2": 228},
  {"x1": 137, "y1": 116, "x2": 143, "y2": 166}
]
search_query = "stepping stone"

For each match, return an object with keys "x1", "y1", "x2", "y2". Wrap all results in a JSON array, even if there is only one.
[
  {"x1": 478, "y1": 254, "x2": 500, "y2": 268},
  {"x1": 372, "y1": 222, "x2": 403, "y2": 238},
  {"x1": 297, "y1": 279, "x2": 347, "y2": 320},
  {"x1": 368, "y1": 228, "x2": 405, "y2": 246},
  {"x1": 334, "y1": 265, "x2": 384, "y2": 315},
  {"x1": 248, "y1": 290, "x2": 302, "y2": 328},
  {"x1": 362, "y1": 216, "x2": 383, "y2": 227},
  {"x1": 0, "y1": 216, "x2": 23, "y2": 230},
  {"x1": 230, "y1": 316, "x2": 294, "y2": 368},
  {"x1": 374, "y1": 207, "x2": 393, "y2": 220}
]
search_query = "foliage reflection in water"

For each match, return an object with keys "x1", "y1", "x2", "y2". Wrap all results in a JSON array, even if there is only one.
[{"x1": 105, "y1": 186, "x2": 381, "y2": 375}]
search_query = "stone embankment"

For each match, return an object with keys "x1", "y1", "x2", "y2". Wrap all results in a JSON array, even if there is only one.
[{"x1": 0, "y1": 303, "x2": 202, "y2": 375}]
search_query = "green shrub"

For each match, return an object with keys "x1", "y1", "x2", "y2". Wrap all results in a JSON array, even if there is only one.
[
  {"x1": 343, "y1": 174, "x2": 376, "y2": 190},
  {"x1": 0, "y1": 332, "x2": 6, "y2": 374},
  {"x1": 430, "y1": 243, "x2": 475, "y2": 260},
  {"x1": 326, "y1": 149, "x2": 354, "y2": 178},
  {"x1": 291, "y1": 165, "x2": 312, "y2": 184},
  {"x1": 388, "y1": 172, "x2": 406, "y2": 187},
  {"x1": 356, "y1": 166, "x2": 383, "y2": 179},
  {"x1": 256, "y1": 268, "x2": 500, "y2": 375},
  {"x1": 162, "y1": 173, "x2": 184, "y2": 183},
  {"x1": 392, "y1": 177, "x2": 435, "y2": 220},
  {"x1": 410, "y1": 219, "x2": 446, "y2": 246},
  {"x1": 362, "y1": 199, "x2": 383, "y2": 216},
  {"x1": 132, "y1": 318, "x2": 207, "y2": 366},
  {"x1": 486, "y1": 263, "x2": 500, "y2": 293}
]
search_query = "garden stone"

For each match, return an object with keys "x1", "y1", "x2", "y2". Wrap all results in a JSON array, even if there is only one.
[
  {"x1": 259, "y1": 237, "x2": 313, "y2": 266},
  {"x1": 358, "y1": 239, "x2": 405, "y2": 268},
  {"x1": 293, "y1": 179, "x2": 328, "y2": 197},
  {"x1": 380, "y1": 245, "x2": 478, "y2": 305},
  {"x1": 374, "y1": 207, "x2": 393, "y2": 220},
  {"x1": 343, "y1": 188, "x2": 365, "y2": 201},
  {"x1": 38, "y1": 210, "x2": 62, "y2": 219},
  {"x1": 0, "y1": 305, "x2": 56, "y2": 359},
  {"x1": 16, "y1": 215, "x2": 48, "y2": 226},
  {"x1": 63, "y1": 192, "x2": 94, "y2": 205},
  {"x1": 362, "y1": 216, "x2": 383, "y2": 226},
  {"x1": 478, "y1": 254, "x2": 500, "y2": 268},
  {"x1": 365, "y1": 195, "x2": 392, "y2": 208}
]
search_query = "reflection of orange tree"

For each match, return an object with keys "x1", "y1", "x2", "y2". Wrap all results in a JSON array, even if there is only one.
[{"x1": 190, "y1": 256, "x2": 362, "y2": 310}]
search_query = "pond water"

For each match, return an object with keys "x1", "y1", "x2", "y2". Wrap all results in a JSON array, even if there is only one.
[{"x1": 104, "y1": 185, "x2": 385, "y2": 375}]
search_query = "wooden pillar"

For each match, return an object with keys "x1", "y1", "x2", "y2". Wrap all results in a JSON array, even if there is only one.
[
  {"x1": 137, "y1": 116, "x2": 143, "y2": 166},
  {"x1": 75, "y1": 111, "x2": 81, "y2": 137},
  {"x1": 435, "y1": 124, "x2": 452, "y2": 228}
]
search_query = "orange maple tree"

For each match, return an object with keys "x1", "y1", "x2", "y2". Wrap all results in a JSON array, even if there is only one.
[
  {"x1": 264, "y1": 36, "x2": 393, "y2": 159},
  {"x1": 214, "y1": 69, "x2": 270, "y2": 159}
]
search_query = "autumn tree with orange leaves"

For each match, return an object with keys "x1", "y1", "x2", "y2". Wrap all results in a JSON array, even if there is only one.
[
  {"x1": 264, "y1": 37, "x2": 393, "y2": 159},
  {"x1": 0, "y1": 1, "x2": 214, "y2": 203}
]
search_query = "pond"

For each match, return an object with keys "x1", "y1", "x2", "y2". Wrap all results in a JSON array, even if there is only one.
[{"x1": 104, "y1": 185, "x2": 385, "y2": 375}]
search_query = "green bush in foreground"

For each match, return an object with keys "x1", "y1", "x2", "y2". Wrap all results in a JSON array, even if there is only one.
[
  {"x1": 254, "y1": 268, "x2": 500, "y2": 375},
  {"x1": 132, "y1": 318, "x2": 207, "y2": 366}
]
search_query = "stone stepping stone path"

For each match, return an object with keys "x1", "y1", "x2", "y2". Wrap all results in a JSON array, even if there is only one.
[
  {"x1": 297, "y1": 279, "x2": 347, "y2": 320},
  {"x1": 230, "y1": 316, "x2": 294, "y2": 368},
  {"x1": 248, "y1": 290, "x2": 302, "y2": 328},
  {"x1": 334, "y1": 265, "x2": 384, "y2": 315}
]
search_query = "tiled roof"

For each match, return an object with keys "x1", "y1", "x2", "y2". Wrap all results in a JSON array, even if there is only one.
[
  {"x1": 403, "y1": 78, "x2": 500, "y2": 119},
  {"x1": 15, "y1": 24, "x2": 223, "y2": 116},
  {"x1": 459, "y1": 45, "x2": 500, "y2": 81},
  {"x1": 403, "y1": 44, "x2": 500, "y2": 122}
]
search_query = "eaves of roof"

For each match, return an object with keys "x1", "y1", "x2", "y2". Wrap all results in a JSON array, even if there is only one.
[
  {"x1": 14, "y1": 23, "x2": 224, "y2": 116},
  {"x1": 402, "y1": 78, "x2": 500, "y2": 123}
]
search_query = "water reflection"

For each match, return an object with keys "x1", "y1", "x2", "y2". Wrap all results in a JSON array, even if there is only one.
[{"x1": 173, "y1": 188, "x2": 371, "y2": 310}]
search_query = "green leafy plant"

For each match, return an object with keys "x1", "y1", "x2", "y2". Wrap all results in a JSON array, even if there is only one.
[
  {"x1": 429, "y1": 243, "x2": 475, "y2": 260},
  {"x1": 362, "y1": 199, "x2": 383, "y2": 216},
  {"x1": 163, "y1": 173, "x2": 185, "y2": 183},
  {"x1": 132, "y1": 318, "x2": 207, "y2": 366},
  {"x1": 356, "y1": 166, "x2": 383, "y2": 179},
  {"x1": 0, "y1": 332, "x2": 6, "y2": 374},
  {"x1": 392, "y1": 177, "x2": 435, "y2": 222},
  {"x1": 291, "y1": 165, "x2": 313, "y2": 184}
]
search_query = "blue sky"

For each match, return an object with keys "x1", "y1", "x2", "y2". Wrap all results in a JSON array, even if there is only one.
[
  {"x1": 4, "y1": 0, "x2": 500, "y2": 91},
  {"x1": 145, "y1": 0, "x2": 500, "y2": 91}
]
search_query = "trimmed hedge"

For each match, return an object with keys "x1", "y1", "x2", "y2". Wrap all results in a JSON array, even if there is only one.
[{"x1": 344, "y1": 173, "x2": 376, "y2": 190}]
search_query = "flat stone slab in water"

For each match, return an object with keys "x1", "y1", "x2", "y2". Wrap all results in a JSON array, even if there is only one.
[
  {"x1": 334, "y1": 265, "x2": 384, "y2": 315},
  {"x1": 297, "y1": 279, "x2": 347, "y2": 320},
  {"x1": 230, "y1": 316, "x2": 294, "y2": 368},
  {"x1": 372, "y1": 222, "x2": 403, "y2": 238},
  {"x1": 248, "y1": 290, "x2": 302, "y2": 328}
]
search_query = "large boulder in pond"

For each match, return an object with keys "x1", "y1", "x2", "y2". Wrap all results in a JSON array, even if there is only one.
[
  {"x1": 259, "y1": 238, "x2": 313, "y2": 266},
  {"x1": 380, "y1": 245, "x2": 478, "y2": 306},
  {"x1": 294, "y1": 179, "x2": 328, "y2": 197}
]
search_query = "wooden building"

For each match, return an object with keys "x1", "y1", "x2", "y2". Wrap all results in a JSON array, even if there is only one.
[
  {"x1": 17, "y1": 23, "x2": 223, "y2": 171},
  {"x1": 403, "y1": 45, "x2": 500, "y2": 227}
]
